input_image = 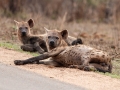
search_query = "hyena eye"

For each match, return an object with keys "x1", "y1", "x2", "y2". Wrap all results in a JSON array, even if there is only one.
[
  {"x1": 19, "y1": 27, "x2": 22, "y2": 30},
  {"x1": 48, "y1": 36, "x2": 51, "y2": 39},
  {"x1": 25, "y1": 27, "x2": 28, "y2": 29},
  {"x1": 56, "y1": 37, "x2": 59, "y2": 39}
]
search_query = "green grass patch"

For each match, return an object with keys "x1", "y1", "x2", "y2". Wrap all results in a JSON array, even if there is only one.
[
  {"x1": 0, "y1": 41, "x2": 39, "y2": 56},
  {"x1": 0, "y1": 41, "x2": 21, "y2": 51},
  {"x1": 105, "y1": 73, "x2": 120, "y2": 79},
  {"x1": 112, "y1": 60, "x2": 120, "y2": 75},
  {"x1": 98, "y1": 72, "x2": 120, "y2": 79}
]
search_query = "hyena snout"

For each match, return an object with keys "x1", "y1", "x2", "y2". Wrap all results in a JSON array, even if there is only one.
[
  {"x1": 19, "y1": 27, "x2": 28, "y2": 36},
  {"x1": 49, "y1": 40, "x2": 56, "y2": 47},
  {"x1": 48, "y1": 36, "x2": 59, "y2": 48},
  {"x1": 21, "y1": 31, "x2": 26, "y2": 36}
]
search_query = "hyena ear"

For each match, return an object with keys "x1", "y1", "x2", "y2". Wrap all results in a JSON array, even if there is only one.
[
  {"x1": 14, "y1": 20, "x2": 19, "y2": 25},
  {"x1": 28, "y1": 19, "x2": 34, "y2": 28},
  {"x1": 61, "y1": 30, "x2": 68, "y2": 39},
  {"x1": 44, "y1": 27, "x2": 50, "y2": 33}
]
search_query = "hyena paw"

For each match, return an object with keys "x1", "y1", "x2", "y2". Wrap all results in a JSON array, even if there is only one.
[
  {"x1": 20, "y1": 46, "x2": 25, "y2": 50},
  {"x1": 84, "y1": 66, "x2": 97, "y2": 71},
  {"x1": 83, "y1": 66, "x2": 91, "y2": 71},
  {"x1": 68, "y1": 65, "x2": 78, "y2": 68},
  {"x1": 14, "y1": 60, "x2": 24, "y2": 65}
]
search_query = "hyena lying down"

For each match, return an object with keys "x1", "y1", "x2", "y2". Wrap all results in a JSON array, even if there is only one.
[
  {"x1": 14, "y1": 19, "x2": 83, "y2": 54},
  {"x1": 14, "y1": 28, "x2": 112, "y2": 73},
  {"x1": 14, "y1": 19, "x2": 47, "y2": 54}
]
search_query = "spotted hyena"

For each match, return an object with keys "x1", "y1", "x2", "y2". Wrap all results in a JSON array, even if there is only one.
[
  {"x1": 14, "y1": 19, "x2": 47, "y2": 54},
  {"x1": 14, "y1": 28, "x2": 112, "y2": 73}
]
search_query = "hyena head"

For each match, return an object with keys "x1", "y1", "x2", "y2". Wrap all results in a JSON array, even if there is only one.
[
  {"x1": 14, "y1": 19, "x2": 34, "y2": 37},
  {"x1": 44, "y1": 27, "x2": 68, "y2": 50}
]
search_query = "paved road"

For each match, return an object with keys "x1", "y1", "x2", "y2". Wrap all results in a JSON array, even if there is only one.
[{"x1": 0, "y1": 63, "x2": 86, "y2": 90}]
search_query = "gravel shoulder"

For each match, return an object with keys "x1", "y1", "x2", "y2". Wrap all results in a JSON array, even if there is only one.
[{"x1": 0, "y1": 47, "x2": 120, "y2": 90}]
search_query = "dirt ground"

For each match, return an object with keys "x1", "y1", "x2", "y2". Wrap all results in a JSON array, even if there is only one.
[{"x1": 0, "y1": 47, "x2": 120, "y2": 90}]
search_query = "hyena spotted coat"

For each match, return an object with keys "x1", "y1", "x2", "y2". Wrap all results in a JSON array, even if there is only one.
[{"x1": 14, "y1": 28, "x2": 112, "y2": 73}]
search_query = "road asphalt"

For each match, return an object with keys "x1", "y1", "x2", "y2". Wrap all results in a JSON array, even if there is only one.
[{"x1": 0, "y1": 63, "x2": 86, "y2": 90}]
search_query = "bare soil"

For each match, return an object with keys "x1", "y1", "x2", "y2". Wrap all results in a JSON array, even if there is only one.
[{"x1": 0, "y1": 47, "x2": 120, "y2": 90}]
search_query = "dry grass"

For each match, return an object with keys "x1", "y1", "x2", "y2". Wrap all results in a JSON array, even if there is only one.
[{"x1": 1, "y1": 0, "x2": 120, "y2": 22}]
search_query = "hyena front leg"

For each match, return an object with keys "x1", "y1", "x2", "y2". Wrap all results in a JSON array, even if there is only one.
[
  {"x1": 14, "y1": 53, "x2": 50, "y2": 65},
  {"x1": 21, "y1": 43, "x2": 45, "y2": 54},
  {"x1": 14, "y1": 47, "x2": 65, "y2": 65},
  {"x1": 33, "y1": 42, "x2": 45, "y2": 54},
  {"x1": 21, "y1": 44, "x2": 35, "y2": 52}
]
